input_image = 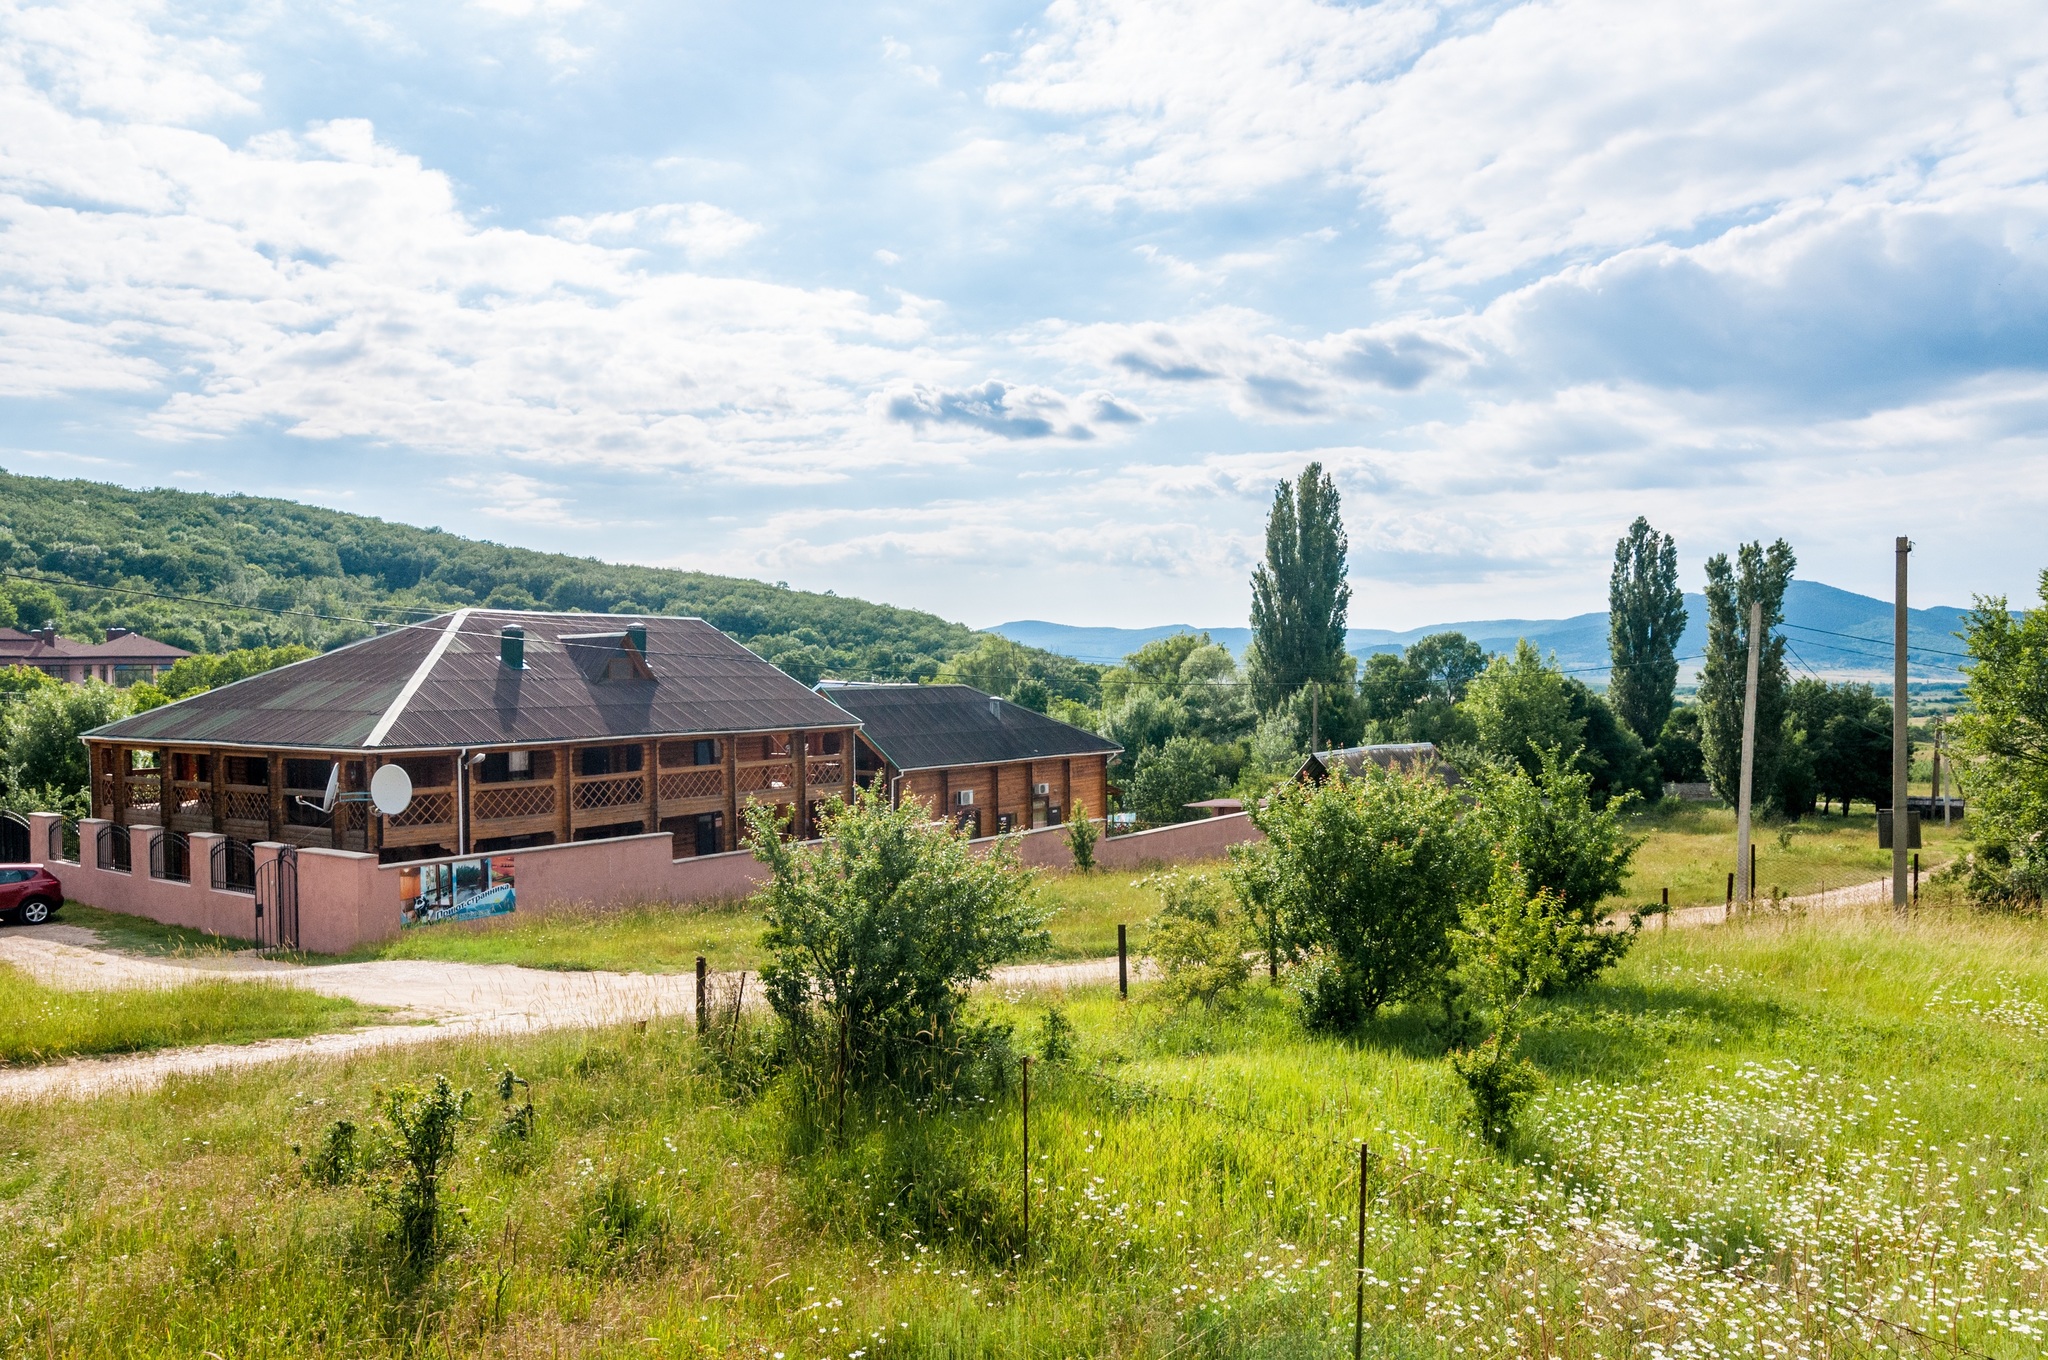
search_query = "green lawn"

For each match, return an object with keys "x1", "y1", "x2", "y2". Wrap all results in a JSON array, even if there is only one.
[
  {"x1": 55, "y1": 901, "x2": 260, "y2": 956},
  {"x1": 1612, "y1": 801, "x2": 1967, "y2": 908},
  {"x1": 0, "y1": 962, "x2": 377, "y2": 1067},
  {"x1": 345, "y1": 803, "x2": 1968, "y2": 975},
  {"x1": 338, "y1": 868, "x2": 1170, "y2": 974},
  {"x1": 2, "y1": 903, "x2": 2044, "y2": 1357}
]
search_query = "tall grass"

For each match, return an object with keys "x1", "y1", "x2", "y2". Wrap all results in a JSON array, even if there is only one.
[
  {"x1": 2, "y1": 904, "x2": 2044, "y2": 1356},
  {"x1": 0, "y1": 963, "x2": 375, "y2": 1066}
]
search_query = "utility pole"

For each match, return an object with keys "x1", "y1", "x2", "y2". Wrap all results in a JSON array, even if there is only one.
[
  {"x1": 1734, "y1": 599, "x2": 1762, "y2": 906},
  {"x1": 1933, "y1": 720, "x2": 1950, "y2": 827},
  {"x1": 1893, "y1": 536, "x2": 1912, "y2": 914}
]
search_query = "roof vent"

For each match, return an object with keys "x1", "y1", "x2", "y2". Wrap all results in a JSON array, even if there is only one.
[
  {"x1": 624, "y1": 622, "x2": 649, "y2": 658},
  {"x1": 500, "y1": 624, "x2": 526, "y2": 670},
  {"x1": 989, "y1": 696, "x2": 1001, "y2": 717}
]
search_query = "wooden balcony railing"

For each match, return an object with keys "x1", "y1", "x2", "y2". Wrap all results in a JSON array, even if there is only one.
[
  {"x1": 572, "y1": 771, "x2": 645, "y2": 813},
  {"x1": 736, "y1": 762, "x2": 794, "y2": 794},
  {"x1": 123, "y1": 773, "x2": 161, "y2": 820},
  {"x1": 388, "y1": 787, "x2": 455, "y2": 829},
  {"x1": 472, "y1": 782, "x2": 556, "y2": 823},
  {"x1": 169, "y1": 780, "x2": 211, "y2": 821},
  {"x1": 658, "y1": 767, "x2": 725, "y2": 803},
  {"x1": 805, "y1": 758, "x2": 844, "y2": 787},
  {"x1": 222, "y1": 785, "x2": 270, "y2": 826}
]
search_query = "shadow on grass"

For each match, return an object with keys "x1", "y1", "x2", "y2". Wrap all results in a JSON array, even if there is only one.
[{"x1": 1517, "y1": 978, "x2": 1794, "y2": 1082}]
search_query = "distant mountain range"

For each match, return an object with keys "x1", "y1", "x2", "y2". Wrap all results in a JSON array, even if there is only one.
[{"x1": 993, "y1": 580, "x2": 1981, "y2": 686}]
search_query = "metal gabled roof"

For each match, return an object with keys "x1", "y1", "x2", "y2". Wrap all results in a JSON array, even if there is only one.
[
  {"x1": 87, "y1": 610, "x2": 858, "y2": 751},
  {"x1": 821, "y1": 683, "x2": 1120, "y2": 772}
]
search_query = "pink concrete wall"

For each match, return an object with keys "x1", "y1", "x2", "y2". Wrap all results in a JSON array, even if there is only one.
[{"x1": 42, "y1": 811, "x2": 1260, "y2": 954}]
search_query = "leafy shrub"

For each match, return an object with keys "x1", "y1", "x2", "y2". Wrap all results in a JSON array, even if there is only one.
[
  {"x1": 1446, "y1": 865, "x2": 1569, "y2": 1148},
  {"x1": 1239, "y1": 765, "x2": 1485, "y2": 1030},
  {"x1": 1143, "y1": 870, "x2": 1251, "y2": 1009},
  {"x1": 751, "y1": 788, "x2": 1047, "y2": 1095},
  {"x1": 303, "y1": 1118, "x2": 361, "y2": 1187},
  {"x1": 1467, "y1": 746, "x2": 1644, "y2": 990},
  {"x1": 1065, "y1": 800, "x2": 1099, "y2": 872},
  {"x1": 377, "y1": 1075, "x2": 471, "y2": 1265},
  {"x1": 1036, "y1": 1005, "x2": 1077, "y2": 1062}
]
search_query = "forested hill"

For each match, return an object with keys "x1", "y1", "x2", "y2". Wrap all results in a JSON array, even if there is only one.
[{"x1": 0, "y1": 470, "x2": 978, "y2": 683}]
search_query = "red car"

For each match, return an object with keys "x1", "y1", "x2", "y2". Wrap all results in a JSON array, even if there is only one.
[{"x1": 0, "y1": 865, "x2": 63, "y2": 925}]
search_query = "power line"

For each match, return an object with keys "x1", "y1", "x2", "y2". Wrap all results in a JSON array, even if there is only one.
[{"x1": 1780, "y1": 620, "x2": 1973, "y2": 660}]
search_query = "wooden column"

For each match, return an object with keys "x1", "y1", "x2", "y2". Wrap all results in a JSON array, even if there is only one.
[
  {"x1": 723, "y1": 735, "x2": 740, "y2": 851},
  {"x1": 112, "y1": 745, "x2": 128, "y2": 826},
  {"x1": 645, "y1": 740, "x2": 660, "y2": 837},
  {"x1": 792, "y1": 731, "x2": 809, "y2": 838},
  {"x1": 156, "y1": 747, "x2": 171, "y2": 821},
  {"x1": 555, "y1": 745, "x2": 573, "y2": 845},
  {"x1": 1062, "y1": 758, "x2": 1073, "y2": 823},
  {"x1": 842, "y1": 728, "x2": 856, "y2": 805},
  {"x1": 267, "y1": 753, "x2": 284, "y2": 842},
  {"x1": 368, "y1": 754, "x2": 385, "y2": 856},
  {"x1": 210, "y1": 748, "x2": 226, "y2": 834}
]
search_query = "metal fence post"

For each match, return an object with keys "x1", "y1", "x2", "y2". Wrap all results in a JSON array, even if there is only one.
[
  {"x1": 1117, "y1": 924, "x2": 1128, "y2": 1000},
  {"x1": 695, "y1": 956, "x2": 708, "y2": 1034},
  {"x1": 1354, "y1": 1142, "x2": 1369, "y2": 1360},
  {"x1": 1020, "y1": 1054, "x2": 1032, "y2": 1267}
]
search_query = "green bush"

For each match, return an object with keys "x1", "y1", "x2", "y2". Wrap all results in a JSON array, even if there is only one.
[
  {"x1": 1238, "y1": 764, "x2": 1485, "y2": 1030},
  {"x1": 1143, "y1": 870, "x2": 1251, "y2": 1009},
  {"x1": 749, "y1": 788, "x2": 1048, "y2": 1094},
  {"x1": 377, "y1": 1075, "x2": 471, "y2": 1266},
  {"x1": 1467, "y1": 745, "x2": 1644, "y2": 990},
  {"x1": 1064, "y1": 799, "x2": 1099, "y2": 871}
]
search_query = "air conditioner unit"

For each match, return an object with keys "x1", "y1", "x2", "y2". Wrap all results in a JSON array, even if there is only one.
[
  {"x1": 952, "y1": 789, "x2": 975, "y2": 807},
  {"x1": 1033, "y1": 783, "x2": 1051, "y2": 796}
]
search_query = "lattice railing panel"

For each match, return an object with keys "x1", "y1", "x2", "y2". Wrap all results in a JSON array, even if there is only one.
[
  {"x1": 736, "y1": 762, "x2": 794, "y2": 793},
  {"x1": 170, "y1": 781, "x2": 211, "y2": 819},
  {"x1": 659, "y1": 768, "x2": 725, "y2": 802},
  {"x1": 389, "y1": 789, "x2": 454, "y2": 829},
  {"x1": 805, "y1": 759, "x2": 844, "y2": 787},
  {"x1": 124, "y1": 773, "x2": 162, "y2": 820},
  {"x1": 223, "y1": 787, "x2": 270, "y2": 824},
  {"x1": 473, "y1": 782, "x2": 556, "y2": 822},
  {"x1": 572, "y1": 773, "x2": 645, "y2": 811}
]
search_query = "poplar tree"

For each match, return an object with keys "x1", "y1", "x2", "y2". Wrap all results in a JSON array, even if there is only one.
[
  {"x1": 1697, "y1": 540, "x2": 1796, "y2": 807},
  {"x1": 1607, "y1": 517, "x2": 1688, "y2": 744},
  {"x1": 1247, "y1": 463, "x2": 1351, "y2": 712}
]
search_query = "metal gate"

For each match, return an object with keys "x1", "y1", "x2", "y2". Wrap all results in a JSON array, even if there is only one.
[
  {"x1": 253, "y1": 845, "x2": 299, "y2": 950},
  {"x1": 0, "y1": 810, "x2": 28, "y2": 863}
]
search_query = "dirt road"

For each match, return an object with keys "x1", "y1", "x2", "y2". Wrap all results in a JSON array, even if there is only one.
[
  {"x1": 0, "y1": 872, "x2": 1892, "y2": 1102},
  {"x1": 0, "y1": 927, "x2": 1136, "y2": 1102}
]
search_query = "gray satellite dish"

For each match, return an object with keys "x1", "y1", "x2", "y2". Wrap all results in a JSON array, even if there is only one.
[
  {"x1": 370, "y1": 764, "x2": 414, "y2": 817},
  {"x1": 294, "y1": 761, "x2": 344, "y2": 815}
]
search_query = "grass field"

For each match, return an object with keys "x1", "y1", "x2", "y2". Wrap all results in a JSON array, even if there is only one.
[
  {"x1": 4, "y1": 902, "x2": 2045, "y2": 1357},
  {"x1": 0, "y1": 963, "x2": 376, "y2": 1066},
  {"x1": 338, "y1": 870, "x2": 1167, "y2": 974},
  {"x1": 337, "y1": 802, "x2": 1965, "y2": 974}
]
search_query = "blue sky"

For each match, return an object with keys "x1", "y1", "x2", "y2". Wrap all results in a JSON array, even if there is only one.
[{"x1": 2, "y1": 0, "x2": 2045, "y2": 630}]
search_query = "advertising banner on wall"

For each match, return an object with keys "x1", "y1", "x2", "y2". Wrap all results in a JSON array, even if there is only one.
[{"x1": 399, "y1": 855, "x2": 516, "y2": 927}]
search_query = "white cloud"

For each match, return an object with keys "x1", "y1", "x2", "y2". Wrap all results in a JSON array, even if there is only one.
[{"x1": 550, "y1": 201, "x2": 763, "y2": 257}]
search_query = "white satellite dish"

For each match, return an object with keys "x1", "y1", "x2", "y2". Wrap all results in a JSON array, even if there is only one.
[
  {"x1": 370, "y1": 764, "x2": 414, "y2": 817},
  {"x1": 294, "y1": 761, "x2": 344, "y2": 816}
]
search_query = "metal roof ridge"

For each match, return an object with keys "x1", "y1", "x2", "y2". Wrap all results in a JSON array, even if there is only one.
[{"x1": 365, "y1": 608, "x2": 470, "y2": 748}]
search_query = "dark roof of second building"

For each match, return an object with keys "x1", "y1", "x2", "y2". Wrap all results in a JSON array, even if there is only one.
[
  {"x1": 87, "y1": 610, "x2": 858, "y2": 751},
  {"x1": 1298, "y1": 742, "x2": 1461, "y2": 785},
  {"x1": 822, "y1": 683, "x2": 1121, "y2": 771}
]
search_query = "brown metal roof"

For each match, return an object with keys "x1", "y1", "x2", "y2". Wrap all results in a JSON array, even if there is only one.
[
  {"x1": 821, "y1": 683, "x2": 1120, "y2": 772},
  {"x1": 86, "y1": 610, "x2": 858, "y2": 751}
]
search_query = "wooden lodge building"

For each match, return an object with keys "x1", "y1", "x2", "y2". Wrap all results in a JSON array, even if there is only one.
[
  {"x1": 83, "y1": 610, "x2": 861, "y2": 863},
  {"x1": 822, "y1": 683, "x2": 1119, "y2": 835}
]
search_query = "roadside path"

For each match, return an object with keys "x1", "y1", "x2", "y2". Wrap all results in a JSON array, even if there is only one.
[
  {"x1": 0, "y1": 872, "x2": 1892, "y2": 1102},
  {"x1": 0, "y1": 929, "x2": 1140, "y2": 1102}
]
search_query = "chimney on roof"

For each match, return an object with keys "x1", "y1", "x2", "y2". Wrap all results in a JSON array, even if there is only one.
[
  {"x1": 500, "y1": 624, "x2": 526, "y2": 670},
  {"x1": 624, "y1": 622, "x2": 648, "y2": 658},
  {"x1": 38, "y1": 626, "x2": 55, "y2": 645},
  {"x1": 989, "y1": 696, "x2": 1001, "y2": 718},
  {"x1": 105, "y1": 626, "x2": 130, "y2": 642}
]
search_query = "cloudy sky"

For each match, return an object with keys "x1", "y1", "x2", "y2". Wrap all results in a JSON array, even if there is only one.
[{"x1": 2, "y1": 0, "x2": 2045, "y2": 630}]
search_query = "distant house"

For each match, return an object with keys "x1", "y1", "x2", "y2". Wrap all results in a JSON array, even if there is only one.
[
  {"x1": 819, "y1": 682, "x2": 1120, "y2": 836},
  {"x1": 1296, "y1": 742, "x2": 1461, "y2": 787},
  {"x1": 83, "y1": 610, "x2": 859, "y2": 861},
  {"x1": 0, "y1": 625, "x2": 191, "y2": 685}
]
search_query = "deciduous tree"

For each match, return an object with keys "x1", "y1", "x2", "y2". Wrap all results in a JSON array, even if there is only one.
[
  {"x1": 1698, "y1": 540, "x2": 1795, "y2": 808},
  {"x1": 1247, "y1": 463, "x2": 1351, "y2": 712},
  {"x1": 1607, "y1": 517, "x2": 1688, "y2": 744}
]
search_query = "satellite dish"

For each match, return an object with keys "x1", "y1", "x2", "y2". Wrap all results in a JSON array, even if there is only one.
[
  {"x1": 370, "y1": 764, "x2": 414, "y2": 817},
  {"x1": 319, "y1": 762, "x2": 340, "y2": 813}
]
